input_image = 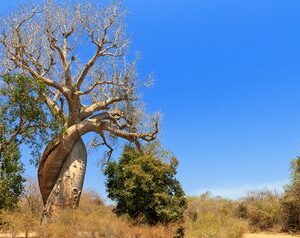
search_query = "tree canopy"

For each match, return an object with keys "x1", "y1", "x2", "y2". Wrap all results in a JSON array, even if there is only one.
[
  {"x1": 104, "y1": 145, "x2": 187, "y2": 225},
  {"x1": 0, "y1": 74, "x2": 61, "y2": 163}
]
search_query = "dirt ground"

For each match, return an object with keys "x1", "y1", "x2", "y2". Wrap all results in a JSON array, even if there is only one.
[
  {"x1": 245, "y1": 234, "x2": 300, "y2": 238},
  {"x1": 0, "y1": 232, "x2": 299, "y2": 238}
]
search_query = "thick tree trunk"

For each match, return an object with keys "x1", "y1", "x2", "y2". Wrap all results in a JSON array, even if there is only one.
[{"x1": 39, "y1": 137, "x2": 87, "y2": 222}]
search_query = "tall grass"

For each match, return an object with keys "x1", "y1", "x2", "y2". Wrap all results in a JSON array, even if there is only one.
[
  {"x1": 1, "y1": 181, "x2": 291, "y2": 237},
  {"x1": 185, "y1": 193, "x2": 248, "y2": 238},
  {"x1": 0, "y1": 185, "x2": 179, "y2": 238}
]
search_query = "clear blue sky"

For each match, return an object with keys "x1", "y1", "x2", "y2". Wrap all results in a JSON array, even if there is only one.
[{"x1": 2, "y1": 0, "x2": 300, "y2": 199}]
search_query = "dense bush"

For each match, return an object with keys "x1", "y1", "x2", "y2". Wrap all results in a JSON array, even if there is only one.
[
  {"x1": 185, "y1": 193, "x2": 248, "y2": 238},
  {"x1": 0, "y1": 142, "x2": 25, "y2": 210},
  {"x1": 281, "y1": 157, "x2": 300, "y2": 232},
  {"x1": 235, "y1": 190, "x2": 282, "y2": 231},
  {"x1": 281, "y1": 185, "x2": 300, "y2": 232},
  {"x1": 104, "y1": 145, "x2": 187, "y2": 225}
]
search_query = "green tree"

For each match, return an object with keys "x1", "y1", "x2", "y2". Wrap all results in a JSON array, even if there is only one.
[
  {"x1": 0, "y1": 142, "x2": 25, "y2": 210},
  {"x1": 104, "y1": 145, "x2": 187, "y2": 225},
  {"x1": 0, "y1": 74, "x2": 61, "y2": 163},
  {"x1": 0, "y1": 73, "x2": 61, "y2": 210}
]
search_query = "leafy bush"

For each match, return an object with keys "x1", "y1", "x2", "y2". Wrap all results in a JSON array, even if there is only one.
[
  {"x1": 185, "y1": 193, "x2": 248, "y2": 238},
  {"x1": 104, "y1": 145, "x2": 187, "y2": 225},
  {"x1": 0, "y1": 142, "x2": 25, "y2": 210}
]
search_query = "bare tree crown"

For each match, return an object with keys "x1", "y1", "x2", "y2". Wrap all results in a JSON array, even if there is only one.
[{"x1": 0, "y1": 0, "x2": 159, "y2": 160}]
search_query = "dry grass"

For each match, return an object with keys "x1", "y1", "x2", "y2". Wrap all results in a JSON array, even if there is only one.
[
  {"x1": 0, "y1": 185, "x2": 179, "y2": 238},
  {"x1": 236, "y1": 190, "x2": 282, "y2": 232},
  {"x1": 185, "y1": 193, "x2": 249, "y2": 238},
  {"x1": 2, "y1": 183, "x2": 288, "y2": 238}
]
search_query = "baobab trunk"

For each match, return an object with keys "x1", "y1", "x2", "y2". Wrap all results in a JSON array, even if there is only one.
[{"x1": 38, "y1": 137, "x2": 87, "y2": 221}]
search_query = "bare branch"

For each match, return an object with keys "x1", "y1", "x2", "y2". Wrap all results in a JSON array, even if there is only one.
[
  {"x1": 45, "y1": 27, "x2": 72, "y2": 86},
  {"x1": 0, "y1": 1, "x2": 160, "y2": 164},
  {"x1": 1, "y1": 12, "x2": 69, "y2": 95},
  {"x1": 80, "y1": 95, "x2": 127, "y2": 120},
  {"x1": 102, "y1": 120, "x2": 159, "y2": 143},
  {"x1": 98, "y1": 132, "x2": 114, "y2": 162},
  {"x1": 76, "y1": 4, "x2": 127, "y2": 89}
]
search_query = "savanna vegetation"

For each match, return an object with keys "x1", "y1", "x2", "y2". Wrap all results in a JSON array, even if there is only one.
[
  {"x1": 0, "y1": 184, "x2": 181, "y2": 238},
  {"x1": 1, "y1": 155, "x2": 300, "y2": 238},
  {"x1": 1, "y1": 1, "x2": 300, "y2": 238}
]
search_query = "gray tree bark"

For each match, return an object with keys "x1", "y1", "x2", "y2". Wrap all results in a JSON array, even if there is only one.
[{"x1": 40, "y1": 138, "x2": 87, "y2": 221}]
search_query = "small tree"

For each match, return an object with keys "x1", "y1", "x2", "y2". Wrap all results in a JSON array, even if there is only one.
[
  {"x1": 0, "y1": 142, "x2": 25, "y2": 210},
  {"x1": 104, "y1": 145, "x2": 187, "y2": 225},
  {"x1": 0, "y1": 73, "x2": 55, "y2": 210}
]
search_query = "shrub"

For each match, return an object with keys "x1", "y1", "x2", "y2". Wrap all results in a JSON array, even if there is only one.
[
  {"x1": 281, "y1": 157, "x2": 300, "y2": 232},
  {"x1": 281, "y1": 185, "x2": 300, "y2": 232},
  {"x1": 235, "y1": 190, "x2": 282, "y2": 231},
  {"x1": 0, "y1": 142, "x2": 25, "y2": 210},
  {"x1": 104, "y1": 145, "x2": 187, "y2": 225},
  {"x1": 185, "y1": 193, "x2": 248, "y2": 238}
]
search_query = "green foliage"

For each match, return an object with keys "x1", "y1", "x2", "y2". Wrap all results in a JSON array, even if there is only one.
[
  {"x1": 281, "y1": 157, "x2": 300, "y2": 232},
  {"x1": 0, "y1": 74, "x2": 63, "y2": 165},
  {"x1": 0, "y1": 142, "x2": 25, "y2": 210},
  {"x1": 104, "y1": 145, "x2": 187, "y2": 225}
]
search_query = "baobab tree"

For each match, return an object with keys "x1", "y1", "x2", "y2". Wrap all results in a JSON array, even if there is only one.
[{"x1": 0, "y1": 1, "x2": 159, "y2": 220}]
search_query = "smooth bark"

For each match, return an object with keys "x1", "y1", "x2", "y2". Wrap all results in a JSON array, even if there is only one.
[{"x1": 39, "y1": 138, "x2": 87, "y2": 221}]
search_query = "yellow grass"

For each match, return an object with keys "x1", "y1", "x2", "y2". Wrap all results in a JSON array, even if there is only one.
[{"x1": 0, "y1": 190, "x2": 179, "y2": 238}]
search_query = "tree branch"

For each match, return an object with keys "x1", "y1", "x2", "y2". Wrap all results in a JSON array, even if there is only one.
[
  {"x1": 80, "y1": 95, "x2": 127, "y2": 120},
  {"x1": 43, "y1": 94, "x2": 66, "y2": 122},
  {"x1": 45, "y1": 27, "x2": 72, "y2": 87},
  {"x1": 76, "y1": 10, "x2": 122, "y2": 89}
]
